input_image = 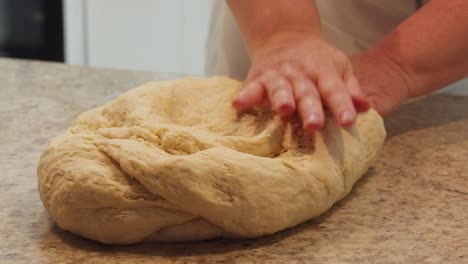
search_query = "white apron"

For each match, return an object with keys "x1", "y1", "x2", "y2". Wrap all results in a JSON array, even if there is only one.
[{"x1": 206, "y1": 0, "x2": 425, "y2": 80}]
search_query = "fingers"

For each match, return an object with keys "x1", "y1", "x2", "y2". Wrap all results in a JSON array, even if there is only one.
[
  {"x1": 343, "y1": 69, "x2": 370, "y2": 112},
  {"x1": 291, "y1": 76, "x2": 325, "y2": 132},
  {"x1": 317, "y1": 72, "x2": 356, "y2": 127},
  {"x1": 235, "y1": 70, "x2": 297, "y2": 116},
  {"x1": 232, "y1": 81, "x2": 265, "y2": 112},
  {"x1": 234, "y1": 64, "x2": 364, "y2": 130},
  {"x1": 259, "y1": 71, "x2": 296, "y2": 116}
]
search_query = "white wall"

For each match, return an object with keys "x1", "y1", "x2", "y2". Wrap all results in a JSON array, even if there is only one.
[
  {"x1": 63, "y1": 0, "x2": 86, "y2": 65},
  {"x1": 64, "y1": 0, "x2": 214, "y2": 75}
]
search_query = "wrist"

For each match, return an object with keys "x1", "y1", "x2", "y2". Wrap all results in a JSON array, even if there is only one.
[
  {"x1": 249, "y1": 29, "x2": 323, "y2": 57},
  {"x1": 350, "y1": 48, "x2": 414, "y2": 115},
  {"x1": 369, "y1": 45, "x2": 417, "y2": 99},
  {"x1": 228, "y1": 0, "x2": 323, "y2": 58}
]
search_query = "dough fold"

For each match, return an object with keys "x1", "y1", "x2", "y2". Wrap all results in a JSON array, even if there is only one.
[{"x1": 37, "y1": 77, "x2": 386, "y2": 244}]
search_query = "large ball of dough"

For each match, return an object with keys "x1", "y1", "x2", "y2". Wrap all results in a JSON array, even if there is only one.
[{"x1": 37, "y1": 77, "x2": 386, "y2": 244}]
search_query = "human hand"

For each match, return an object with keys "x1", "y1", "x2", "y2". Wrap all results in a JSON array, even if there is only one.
[
  {"x1": 232, "y1": 32, "x2": 370, "y2": 132},
  {"x1": 351, "y1": 48, "x2": 412, "y2": 116}
]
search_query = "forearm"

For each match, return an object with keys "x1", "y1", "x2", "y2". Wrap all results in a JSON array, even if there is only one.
[
  {"x1": 227, "y1": 0, "x2": 321, "y2": 55},
  {"x1": 375, "y1": 0, "x2": 468, "y2": 97}
]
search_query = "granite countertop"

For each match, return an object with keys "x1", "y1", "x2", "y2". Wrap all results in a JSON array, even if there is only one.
[{"x1": 0, "y1": 58, "x2": 466, "y2": 264}]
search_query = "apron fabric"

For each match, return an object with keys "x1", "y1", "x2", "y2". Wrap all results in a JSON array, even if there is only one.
[{"x1": 205, "y1": 0, "x2": 424, "y2": 80}]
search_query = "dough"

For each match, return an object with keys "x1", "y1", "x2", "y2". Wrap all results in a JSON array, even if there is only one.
[{"x1": 37, "y1": 77, "x2": 386, "y2": 244}]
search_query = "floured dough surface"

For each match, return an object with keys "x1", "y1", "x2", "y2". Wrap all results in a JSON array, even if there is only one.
[{"x1": 37, "y1": 76, "x2": 386, "y2": 244}]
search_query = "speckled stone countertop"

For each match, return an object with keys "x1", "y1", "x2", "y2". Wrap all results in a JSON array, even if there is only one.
[{"x1": 1, "y1": 58, "x2": 466, "y2": 264}]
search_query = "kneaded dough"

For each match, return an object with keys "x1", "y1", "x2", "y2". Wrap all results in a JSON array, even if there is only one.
[{"x1": 38, "y1": 76, "x2": 386, "y2": 244}]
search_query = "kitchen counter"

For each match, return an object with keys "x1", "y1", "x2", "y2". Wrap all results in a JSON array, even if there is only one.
[{"x1": 1, "y1": 58, "x2": 466, "y2": 264}]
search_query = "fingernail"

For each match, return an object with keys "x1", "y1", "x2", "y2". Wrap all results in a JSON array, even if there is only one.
[
  {"x1": 233, "y1": 90, "x2": 246, "y2": 105},
  {"x1": 235, "y1": 90, "x2": 246, "y2": 100},
  {"x1": 232, "y1": 98, "x2": 244, "y2": 110},
  {"x1": 304, "y1": 123, "x2": 319, "y2": 133},
  {"x1": 340, "y1": 110, "x2": 355, "y2": 125},
  {"x1": 353, "y1": 97, "x2": 370, "y2": 112},
  {"x1": 303, "y1": 114, "x2": 322, "y2": 133},
  {"x1": 307, "y1": 113, "x2": 320, "y2": 124},
  {"x1": 278, "y1": 104, "x2": 294, "y2": 115}
]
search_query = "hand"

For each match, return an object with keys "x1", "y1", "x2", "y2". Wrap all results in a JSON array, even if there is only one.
[
  {"x1": 351, "y1": 48, "x2": 412, "y2": 116},
  {"x1": 232, "y1": 32, "x2": 370, "y2": 132}
]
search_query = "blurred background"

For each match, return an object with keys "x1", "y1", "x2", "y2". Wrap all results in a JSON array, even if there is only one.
[
  {"x1": 0, "y1": 0, "x2": 215, "y2": 75},
  {"x1": 0, "y1": 0, "x2": 466, "y2": 93}
]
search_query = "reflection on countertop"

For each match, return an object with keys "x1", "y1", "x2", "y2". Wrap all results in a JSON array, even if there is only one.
[{"x1": 1, "y1": 58, "x2": 467, "y2": 264}]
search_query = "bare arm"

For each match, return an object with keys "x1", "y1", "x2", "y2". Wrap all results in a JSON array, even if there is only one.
[
  {"x1": 349, "y1": 0, "x2": 468, "y2": 115},
  {"x1": 226, "y1": 0, "x2": 321, "y2": 54},
  {"x1": 376, "y1": 0, "x2": 468, "y2": 97}
]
